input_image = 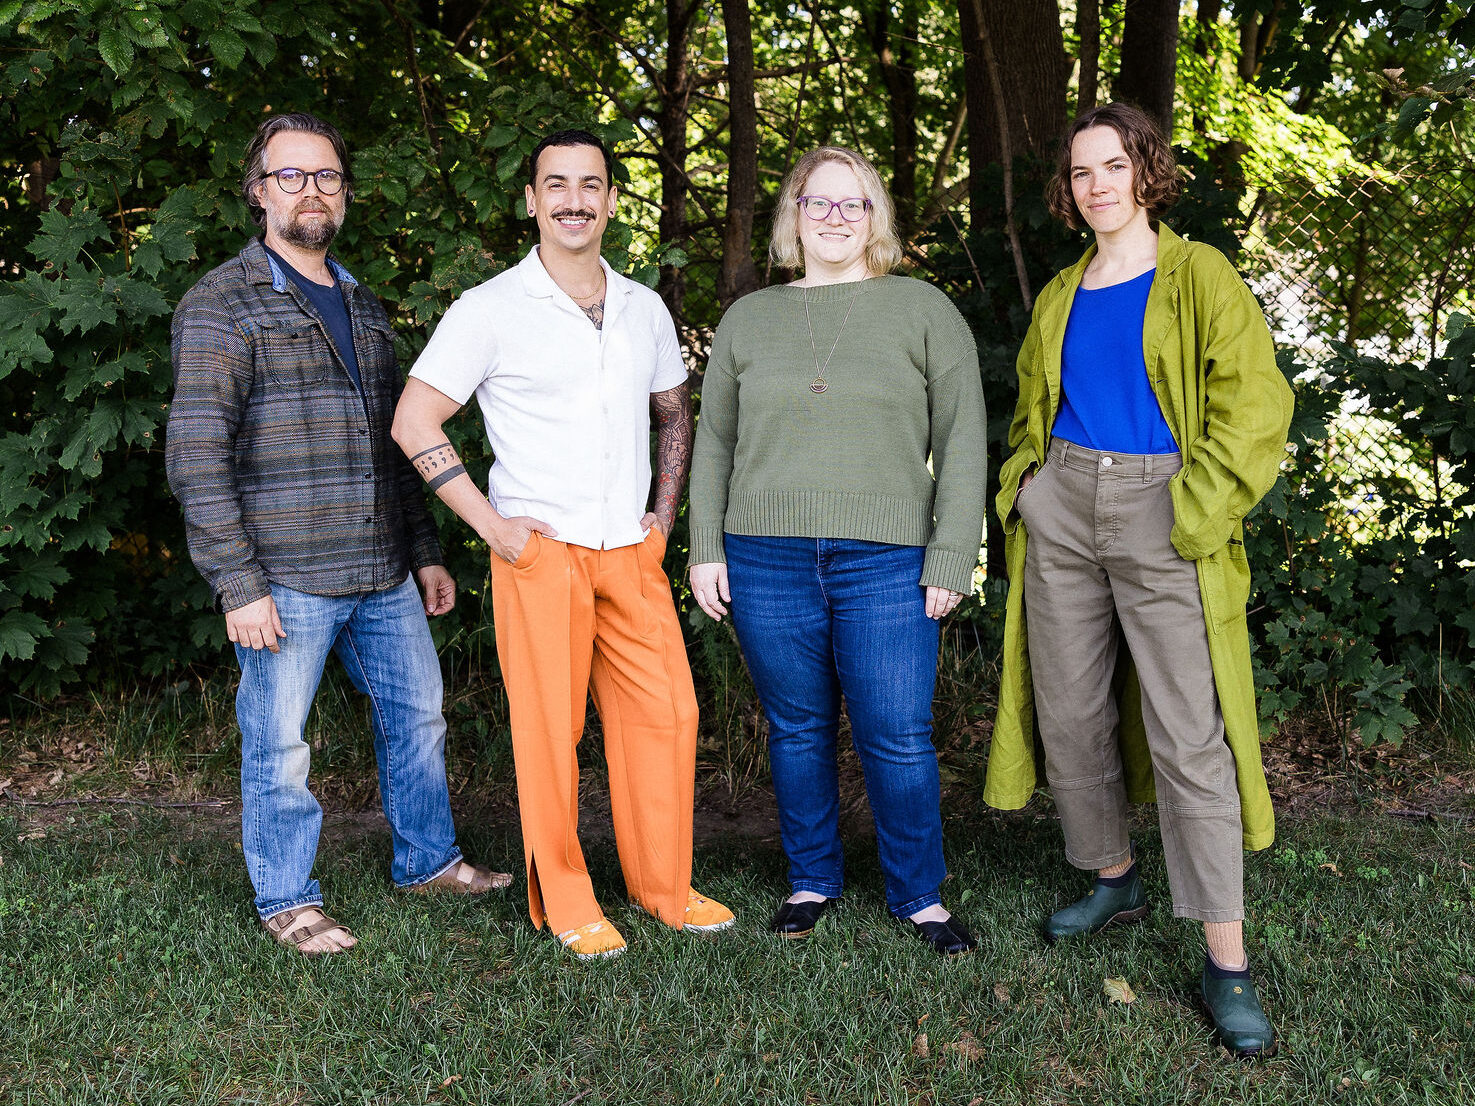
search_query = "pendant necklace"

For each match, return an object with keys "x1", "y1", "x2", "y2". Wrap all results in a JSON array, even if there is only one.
[{"x1": 802, "y1": 285, "x2": 861, "y2": 395}]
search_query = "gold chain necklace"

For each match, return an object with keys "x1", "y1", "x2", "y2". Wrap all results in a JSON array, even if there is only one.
[
  {"x1": 562, "y1": 270, "x2": 606, "y2": 305},
  {"x1": 802, "y1": 286, "x2": 862, "y2": 395}
]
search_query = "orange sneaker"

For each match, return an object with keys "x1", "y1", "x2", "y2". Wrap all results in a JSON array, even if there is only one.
[
  {"x1": 681, "y1": 888, "x2": 736, "y2": 933},
  {"x1": 557, "y1": 918, "x2": 627, "y2": 961}
]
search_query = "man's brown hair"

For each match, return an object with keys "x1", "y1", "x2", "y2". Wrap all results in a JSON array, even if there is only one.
[{"x1": 241, "y1": 113, "x2": 355, "y2": 228}]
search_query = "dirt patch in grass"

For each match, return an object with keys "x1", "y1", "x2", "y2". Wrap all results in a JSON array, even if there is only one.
[
  {"x1": 1261, "y1": 710, "x2": 1475, "y2": 820},
  {"x1": 4, "y1": 702, "x2": 1473, "y2": 839}
]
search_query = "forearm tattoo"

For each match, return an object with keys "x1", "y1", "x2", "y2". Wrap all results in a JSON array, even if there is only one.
[
  {"x1": 649, "y1": 383, "x2": 693, "y2": 530},
  {"x1": 411, "y1": 441, "x2": 468, "y2": 492}
]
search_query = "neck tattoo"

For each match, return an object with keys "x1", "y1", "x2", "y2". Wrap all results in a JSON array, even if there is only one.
[
  {"x1": 561, "y1": 270, "x2": 607, "y2": 331},
  {"x1": 802, "y1": 287, "x2": 862, "y2": 394}
]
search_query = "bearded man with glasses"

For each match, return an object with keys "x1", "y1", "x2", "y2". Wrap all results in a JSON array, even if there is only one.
[{"x1": 167, "y1": 112, "x2": 509, "y2": 957}]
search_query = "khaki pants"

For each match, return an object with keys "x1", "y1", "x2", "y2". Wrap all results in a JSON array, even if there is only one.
[
  {"x1": 1019, "y1": 439, "x2": 1243, "y2": 922},
  {"x1": 489, "y1": 529, "x2": 699, "y2": 934}
]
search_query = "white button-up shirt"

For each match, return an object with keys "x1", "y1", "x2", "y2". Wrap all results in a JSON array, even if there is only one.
[{"x1": 409, "y1": 247, "x2": 688, "y2": 550}]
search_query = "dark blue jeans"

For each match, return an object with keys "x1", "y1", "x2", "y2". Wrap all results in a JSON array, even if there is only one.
[{"x1": 725, "y1": 534, "x2": 946, "y2": 916}]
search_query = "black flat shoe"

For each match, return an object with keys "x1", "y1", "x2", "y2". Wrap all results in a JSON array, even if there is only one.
[
  {"x1": 904, "y1": 915, "x2": 977, "y2": 957},
  {"x1": 768, "y1": 897, "x2": 830, "y2": 938}
]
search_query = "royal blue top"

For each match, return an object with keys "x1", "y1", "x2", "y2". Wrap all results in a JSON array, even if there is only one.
[
  {"x1": 1050, "y1": 268, "x2": 1178, "y2": 455},
  {"x1": 265, "y1": 245, "x2": 362, "y2": 391}
]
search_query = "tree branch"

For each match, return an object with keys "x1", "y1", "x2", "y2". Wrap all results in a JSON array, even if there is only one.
[{"x1": 968, "y1": 0, "x2": 1032, "y2": 310}]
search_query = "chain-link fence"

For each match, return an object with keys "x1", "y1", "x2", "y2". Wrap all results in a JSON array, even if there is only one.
[{"x1": 1239, "y1": 161, "x2": 1475, "y2": 541}]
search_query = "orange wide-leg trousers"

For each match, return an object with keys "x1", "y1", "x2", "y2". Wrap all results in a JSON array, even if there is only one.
[{"x1": 489, "y1": 528, "x2": 698, "y2": 934}]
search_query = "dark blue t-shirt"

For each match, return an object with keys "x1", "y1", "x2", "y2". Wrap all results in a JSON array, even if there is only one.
[
  {"x1": 1051, "y1": 268, "x2": 1177, "y2": 455},
  {"x1": 264, "y1": 245, "x2": 362, "y2": 391}
]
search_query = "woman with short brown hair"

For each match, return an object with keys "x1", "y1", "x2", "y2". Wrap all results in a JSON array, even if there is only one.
[{"x1": 985, "y1": 103, "x2": 1292, "y2": 1056}]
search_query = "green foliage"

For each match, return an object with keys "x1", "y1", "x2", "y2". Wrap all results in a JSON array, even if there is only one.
[
  {"x1": 0, "y1": 1, "x2": 658, "y2": 696},
  {"x1": 1247, "y1": 318, "x2": 1475, "y2": 748},
  {"x1": 1177, "y1": 16, "x2": 1375, "y2": 188},
  {"x1": 1, "y1": 0, "x2": 1470, "y2": 769}
]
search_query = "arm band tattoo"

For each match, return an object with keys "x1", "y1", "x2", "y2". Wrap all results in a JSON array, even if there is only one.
[
  {"x1": 411, "y1": 441, "x2": 464, "y2": 489},
  {"x1": 427, "y1": 464, "x2": 468, "y2": 491}
]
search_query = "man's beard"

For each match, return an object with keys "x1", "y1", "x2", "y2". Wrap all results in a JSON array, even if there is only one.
[{"x1": 268, "y1": 201, "x2": 342, "y2": 249}]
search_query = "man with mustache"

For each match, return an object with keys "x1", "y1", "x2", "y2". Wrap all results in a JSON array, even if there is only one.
[
  {"x1": 167, "y1": 113, "x2": 507, "y2": 957},
  {"x1": 392, "y1": 129, "x2": 732, "y2": 960}
]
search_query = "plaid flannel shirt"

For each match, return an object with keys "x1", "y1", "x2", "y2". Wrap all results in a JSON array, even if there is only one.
[{"x1": 166, "y1": 238, "x2": 442, "y2": 612}]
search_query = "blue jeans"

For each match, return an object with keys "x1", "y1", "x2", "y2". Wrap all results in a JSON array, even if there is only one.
[
  {"x1": 725, "y1": 535, "x2": 946, "y2": 916},
  {"x1": 234, "y1": 575, "x2": 462, "y2": 919}
]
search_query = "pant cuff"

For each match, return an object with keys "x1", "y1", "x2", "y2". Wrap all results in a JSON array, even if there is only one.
[
  {"x1": 1171, "y1": 904, "x2": 1244, "y2": 923},
  {"x1": 791, "y1": 878, "x2": 843, "y2": 899},
  {"x1": 258, "y1": 894, "x2": 325, "y2": 922},
  {"x1": 890, "y1": 890, "x2": 942, "y2": 918},
  {"x1": 397, "y1": 847, "x2": 465, "y2": 890},
  {"x1": 1063, "y1": 845, "x2": 1132, "y2": 871}
]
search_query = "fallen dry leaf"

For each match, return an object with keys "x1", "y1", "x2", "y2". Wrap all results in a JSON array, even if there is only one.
[
  {"x1": 993, "y1": 982, "x2": 1011, "y2": 1005},
  {"x1": 911, "y1": 1033, "x2": 930, "y2": 1059},
  {"x1": 1319, "y1": 862, "x2": 1342, "y2": 876},
  {"x1": 17, "y1": 831, "x2": 46, "y2": 843},
  {"x1": 438, "y1": 1075, "x2": 462, "y2": 1089},
  {"x1": 47, "y1": 768, "x2": 63, "y2": 786},
  {"x1": 943, "y1": 1030, "x2": 983, "y2": 1061},
  {"x1": 1103, "y1": 977, "x2": 1137, "y2": 1005},
  {"x1": 967, "y1": 1099, "x2": 984, "y2": 1106}
]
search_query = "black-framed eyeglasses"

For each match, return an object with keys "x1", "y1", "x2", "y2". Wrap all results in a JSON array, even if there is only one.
[
  {"x1": 797, "y1": 196, "x2": 871, "y2": 222},
  {"x1": 265, "y1": 168, "x2": 346, "y2": 195}
]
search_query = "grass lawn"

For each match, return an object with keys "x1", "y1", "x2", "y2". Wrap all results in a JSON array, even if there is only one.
[{"x1": 2, "y1": 796, "x2": 1472, "y2": 1105}]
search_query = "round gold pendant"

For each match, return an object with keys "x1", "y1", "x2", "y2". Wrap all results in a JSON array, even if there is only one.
[{"x1": 809, "y1": 379, "x2": 828, "y2": 394}]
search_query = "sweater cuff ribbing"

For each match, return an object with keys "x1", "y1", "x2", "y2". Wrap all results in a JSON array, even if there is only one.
[
  {"x1": 687, "y1": 526, "x2": 728, "y2": 568},
  {"x1": 920, "y1": 545, "x2": 979, "y2": 596}
]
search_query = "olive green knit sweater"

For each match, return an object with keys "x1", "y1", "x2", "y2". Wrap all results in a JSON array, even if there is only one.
[{"x1": 687, "y1": 275, "x2": 988, "y2": 595}]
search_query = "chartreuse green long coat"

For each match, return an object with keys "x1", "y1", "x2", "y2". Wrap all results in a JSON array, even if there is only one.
[{"x1": 983, "y1": 224, "x2": 1293, "y2": 851}]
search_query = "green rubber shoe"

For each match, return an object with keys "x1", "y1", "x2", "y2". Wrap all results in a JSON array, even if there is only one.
[
  {"x1": 1201, "y1": 961, "x2": 1278, "y2": 1059},
  {"x1": 1042, "y1": 869, "x2": 1149, "y2": 944}
]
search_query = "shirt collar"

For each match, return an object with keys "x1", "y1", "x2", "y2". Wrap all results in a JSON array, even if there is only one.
[
  {"x1": 247, "y1": 237, "x2": 359, "y2": 293},
  {"x1": 519, "y1": 245, "x2": 627, "y2": 303}
]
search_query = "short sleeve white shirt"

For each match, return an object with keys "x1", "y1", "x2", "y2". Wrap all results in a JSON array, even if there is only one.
[{"x1": 409, "y1": 247, "x2": 688, "y2": 550}]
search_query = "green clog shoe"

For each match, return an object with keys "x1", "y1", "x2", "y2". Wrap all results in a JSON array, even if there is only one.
[
  {"x1": 1042, "y1": 868, "x2": 1149, "y2": 944},
  {"x1": 1201, "y1": 960, "x2": 1278, "y2": 1059}
]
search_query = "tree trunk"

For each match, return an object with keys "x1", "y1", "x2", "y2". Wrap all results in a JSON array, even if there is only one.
[
  {"x1": 719, "y1": 0, "x2": 761, "y2": 307},
  {"x1": 957, "y1": 0, "x2": 1068, "y2": 581},
  {"x1": 864, "y1": 0, "x2": 920, "y2": 235},
  {"x1": 1192, "y1": 0, "x2": 1221, "y2": 138},
  {"x1": 958, "y1": 0, "x2": 1069, "y2": 167},
  {"x1": 1115, "y1": 0, "x2": 1179, "y2": 135},
  {"x1": 657, "y1": 0, "x2": 698, "y2": 321},
  {"x1": 1077, "y1": 0, "x2": 1100, "y2": 114}
]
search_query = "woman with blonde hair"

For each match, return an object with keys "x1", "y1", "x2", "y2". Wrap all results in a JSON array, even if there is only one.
[
  {"x1": 688, "y1": 147, "x2": 988, "y2": 955},
  {"x1": 985, "y1": 103, "x2": 1292, "y2": 1056}
]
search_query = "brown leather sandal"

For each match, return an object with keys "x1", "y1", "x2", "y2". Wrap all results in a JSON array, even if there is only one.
[
  {"x1": 403, "y1": 859, "x2": 512, "y2": 895},
  {"x1": 261, "y1": 906, "x2": 354, "y2": 955}
]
